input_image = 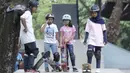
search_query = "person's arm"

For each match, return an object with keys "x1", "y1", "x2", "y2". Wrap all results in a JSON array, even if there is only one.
[
  {"x1": 54, "y1": 25, "x2": 59, "y2": 43},
  {"x1": 59, "y1": 27, "x2": 64, "y2": 47},
  {"x1": 67, "y1": 31, "x2": 75, "y2": 42},
  {"x1": 103, "y1": 30, "x2": 107, "y2": 44},
  {"x1": 59, "y1": 31, "x2": 63, "y2": 47},
  {"x1": 83, "y1": 20, "x2": 90, "y2": 44},
  {"x1": 56, "y1": 32, "x2": 59, "y2": 43},
  {"x1": 20, "y1": 17, "x2": 27, "y2": 32},
  {"x1": 102, "y1": 24, "x2": 107, "y2": 45},
  {"x1": 20, "y1": 11, "x2": 30, "y2": 32},
  {"x1": 83, "y1": 32, "x2": 89, "y2": 43},
  {"x1": 40, "y1": 24, "x2": 47, "y2": 32}
]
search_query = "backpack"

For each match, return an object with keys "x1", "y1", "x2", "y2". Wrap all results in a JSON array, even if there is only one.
[{"x1": 6, "y1": 4, "x2": 27, "y2": 16}]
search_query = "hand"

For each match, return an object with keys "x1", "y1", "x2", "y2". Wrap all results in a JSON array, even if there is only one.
[
  {"x1": 59, "y1": 44, "x2": 63, "y2": 48},
  {"x1": 64, "y1": 39, "x2": 69, "y2": 43},
  {"x1": 23, "y1": 28, "x2": 28, "y2": 33}
]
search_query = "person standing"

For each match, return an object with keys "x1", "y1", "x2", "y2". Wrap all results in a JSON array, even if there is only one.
[
  {"x1": 20, "y1": 0, "x2": 39, "y2": 72},
  {"x1": 59, "y1": 14, "x2": 78, "y2": 72},
  {"x1": 83, "y1": 5, "x2": 107, "y2": 73},
  {"x1": 41, "y1": 14, "x2": 61, "y2": 72}
]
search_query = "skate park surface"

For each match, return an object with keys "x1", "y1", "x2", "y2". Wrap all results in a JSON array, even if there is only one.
[{"x1": 14, "y1": 40, "x2": 130, "y2": 73}]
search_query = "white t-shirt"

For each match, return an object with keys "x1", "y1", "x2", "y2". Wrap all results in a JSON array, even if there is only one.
[
  {"x1": 20, "y1": 11, "x2": 36, "y2": 44},
  {"x1": 44, "y1": 23, "x2": 58, "y2": 44},
  {"x1": 85, "y1": 19, "x2": 106, "y2": 46}
]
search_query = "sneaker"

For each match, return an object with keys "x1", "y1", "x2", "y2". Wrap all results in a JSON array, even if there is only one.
[
  {"x1": 25, "y1": 69, "x2": 30, "y2": 72},
  {"x1": 52, "y1": 66, "x2": 62, "y2": 72},
  {"x1": 73, "y1": 67, "x2": 78, "y2": 72},
  {"x1": 57, "y1": 67, "x2": 62, "y2": 72},
  {"x1": 45, "y1": 67, "x2": 49, "y2": 72},
  {"x1": 96, "y1": 69, "x2": 100, "y2": 73},
  {"x1": 67, "y1": 67, "x2": 70, "y2": 71}
]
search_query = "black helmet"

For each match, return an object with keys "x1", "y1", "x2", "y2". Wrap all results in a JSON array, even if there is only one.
[
  {"x1": 28, "y1": 0, "x2": 39, "y2": 8},
  {"x1": 90, "y1": 5, "x2": 100, "y2": 12},
  {"x1": 45, "y1": 14, "x2": 54, "y2": 20}
]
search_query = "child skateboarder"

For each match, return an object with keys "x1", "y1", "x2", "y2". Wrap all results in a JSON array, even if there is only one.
[{"x1": 83, "y1": 5, "x2": 107, "y2": 73}]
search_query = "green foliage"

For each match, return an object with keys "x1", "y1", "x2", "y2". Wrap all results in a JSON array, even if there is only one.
[
  {"x1": 78, "y1": 0, "x2": 95, "y2": 38},
  {"x1": 116, "y1": 21, "x2": 130, "y2": 50}
]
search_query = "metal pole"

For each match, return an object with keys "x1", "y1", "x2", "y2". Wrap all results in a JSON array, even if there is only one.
[{"x1": 76, "y1": 0, "x2": 80, "y2": 39}]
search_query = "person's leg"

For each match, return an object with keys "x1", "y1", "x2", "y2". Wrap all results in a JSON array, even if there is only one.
[
  {"x1": 51, "y1": 43, "x2": 62, "y2": 71},
  {"x1": 50, "y1": 43, "x2": 60, "y2": 66},
  {"x1": 44, "y1": 42, "x2": 50, "y2": 72},
  {"x1": 85, "y1": 45, "x2": 95, "y2": 72},
  {"x1": 94, "y1": 47, "x2": 101, "y2": 68},
  {"x1": 66, "y1": 45, "x2": 69, "y2": 69},
  {"x1": 67, "y1": 44, "x2": 75, "y2": 67},
  {"x1": 24, "y1": 44, "x2": 31, "y2": 71},
  {"x1": 27, "y1": 42, "x2": 39, "y2": 70},
  {"x1": 87, "y1": 45, "x2": 95, "y2": 64},
  {"x1": 67, "y1": 44, "x2": 78, "y2": 72}
]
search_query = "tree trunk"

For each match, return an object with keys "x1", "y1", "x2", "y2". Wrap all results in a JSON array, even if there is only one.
[
  {"x1": 0, "y1": 0, "x2": 29, "y2": 73},
  {"x1": 107, "y1": 0, "x2": 123, "y2": 43}
]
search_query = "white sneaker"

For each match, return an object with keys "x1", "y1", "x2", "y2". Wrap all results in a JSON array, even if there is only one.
[{"x1": 96, "y1": 69, "x2": 100, "y2": 73}]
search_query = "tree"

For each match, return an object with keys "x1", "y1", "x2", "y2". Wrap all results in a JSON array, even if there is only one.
[
  {"x1": 0, "y1": 0, "x2": 29, "y2": 73},
  {"x1": 106, "y1": 0, "x2": 123, "y2": 43}
]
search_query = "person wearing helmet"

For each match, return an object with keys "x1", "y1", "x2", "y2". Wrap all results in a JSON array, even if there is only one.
[
  {"x1": 20, "y1": 0, "x2": 39, "y2": 72},
  {"x1": 83, "y1": 5, "x2": 107, "y2": 73},
  {"x1": 41, "y1": 14, "x2": 61, "y2": 72},
  {"x1": 59, "y1": 14, "x2": 78, "y2": 72}
]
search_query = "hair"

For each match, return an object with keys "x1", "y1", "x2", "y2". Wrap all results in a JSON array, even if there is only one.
[{"x1": 68, "y1": 20, "x2": 73, "y2": 27}]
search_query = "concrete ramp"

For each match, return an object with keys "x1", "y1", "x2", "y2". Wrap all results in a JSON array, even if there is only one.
[{"x1": 103, "y1": 43, "x2": 130, "y2": 68}]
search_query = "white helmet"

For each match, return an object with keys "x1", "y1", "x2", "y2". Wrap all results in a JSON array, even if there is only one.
[{"x1": 62, "y1": 14, "x2": 71, "y2": 20}]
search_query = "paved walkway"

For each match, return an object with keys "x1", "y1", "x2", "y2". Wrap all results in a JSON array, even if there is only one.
[{"x1": 14, "y1": 40, "x2": 130, "y2": 73}]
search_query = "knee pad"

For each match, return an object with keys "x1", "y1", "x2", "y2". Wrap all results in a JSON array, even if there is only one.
[
  {"x1": 87, "y1": 50, "x2": 94, "y2": 57},
  {"x1": 94, "y1": 50, "x2": 101, "y2": 60},
  {"x1": 70, "y1": 53, "x2": 75, "y2": 60},
  {"x1": 32, "y1": 48, "x2": 39, "y2": 58},
  {"x1": 43, "y1": 51, "x2": 50, "y2": 58},
  {"x1": 53, "y1": 52, "x2": 60, "y2": 62}
]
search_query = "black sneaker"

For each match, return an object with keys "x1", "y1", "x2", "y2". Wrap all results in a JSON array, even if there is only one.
[
  {"x1": 45, "y1": 67, "x2": 49, "y2": 72},
  {"x1": 67, "y1": 67, "x2": 70, "y2": 71},
  {"x1": 56, "y1": 66, "x2": 62, "y2": 72},
  {"x1": 73, "y1": 67, "x2": 78, "y2": 72}
]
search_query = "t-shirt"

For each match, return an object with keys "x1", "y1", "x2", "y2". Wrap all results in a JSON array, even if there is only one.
[
  {"x1": 44, "y1": 23, "x2": 58, "y2": 43},
  {"x1": 20, "y1": 10, "x2": 36, "y2": 44},
  {"x1": 60, "y1": 25, "x2": 76, "y2": 44},
  {"x1": 85, "y1": 19, "x2": 106, "y2": 46}
]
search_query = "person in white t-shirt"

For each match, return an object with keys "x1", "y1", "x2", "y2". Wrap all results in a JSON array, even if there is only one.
[
  {"x1": 83, "y1": 5, "x2": 107, "y2": 73},
  {"x1": 20, "y1": 0, "x2": 39, "y2": 72},
  {"x1": 41, "y1": 14, "x2": 61, "y2": 72}
]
